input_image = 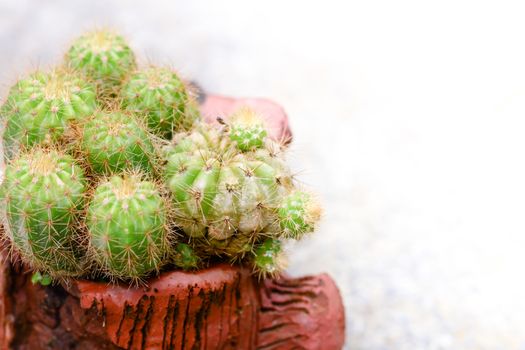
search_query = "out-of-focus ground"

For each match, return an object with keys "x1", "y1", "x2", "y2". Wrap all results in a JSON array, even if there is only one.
[{"x1": 2, "y1": 1, "x2": 525, "y2": 349}]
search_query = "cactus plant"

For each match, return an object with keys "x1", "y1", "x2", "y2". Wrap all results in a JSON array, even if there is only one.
[
  {"x1": 172, "y1": 242, "x2": 201, "y2": 270},
  {"x1": 1, "y1": 70, "x2": 96, "y2": 160},
  {"x1": 164, "y1": 110, "x2": 307, "y2": 265},
  {"x1": 78, "y1": 111, "x2": 157, "y2": 175},
  {"x1": 65, "y1": 30, "x2": 136, "y2": 95},
  {"x1": 87, "y1": 175, "x2": 168, "y2": 281},
  {"x1": 164, "y1": 110, "x2": 322, "y2": 275},
  {"x1": 122, "y1": 66, "x2": 198, "y2": 138},
  {"x1": 165, "y1": 118, "x2": 292, "y2": 238},
  {"x1": 229, "y1": 108, "x2": 268, "y2": 152},
  {"x1": 1, "y1": 148, "x2": 87, "y2": 278},
  {"x1": 279, "y1": 191, "x2": 322, "y2": 239},
  {"x1": 252, "y1": 238, "x2": 287, "y2": 278},
  {"x1": 0, "y1": 28, "x2": 323, "y2": 283}
]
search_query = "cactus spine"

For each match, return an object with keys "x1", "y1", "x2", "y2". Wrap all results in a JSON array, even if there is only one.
[
  {"x1": 65, "y1": 30, "x2": 136, "y2": 95},
  {"x1": 122, "y1": 66, "x2": 198, "y2": 138},
  {"x1": 87, "y1": 175, "x2": 168, "y2": 281},
  {"x1": 1, "y1": 149, "x2": 87, "y2": 278},
  {"x1": 1, "y1": 70, "x2": 96, "y2": 160},
  {"x1": 79, "y1": 111, "x2": 157, "y2": 175}
]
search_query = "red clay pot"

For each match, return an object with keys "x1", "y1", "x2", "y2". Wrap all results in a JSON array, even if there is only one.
[{"x1": 0, "y1": 95, "x2": 345, "y2": 350}]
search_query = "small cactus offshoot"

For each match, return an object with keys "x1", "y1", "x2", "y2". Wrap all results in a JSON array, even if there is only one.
[
  {"x1": 252, "y1": 238, "x2": 287, "y2": 278},
  {"x1": 122, "y1": 66, "x2": 198, "y2": 138},
  {"x1": 279, "y1": 191, "x2": 322, "y2": 239},
  {"x1": 173, "y1": 243, "x2": 201, "y2": 271},
  {"x1": 87, "y1": 175, "x2": 168, "y2": 281},
  {"x1": 229, "y1": 108, "x2": 268, "y2": 152},
  {"x1": 1, "y1": 148, "x2": 87, "y2": 278}
]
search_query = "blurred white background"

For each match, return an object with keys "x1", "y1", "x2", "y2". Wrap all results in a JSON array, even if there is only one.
[{"x1": 2, "y1": 0, "x2": 525, "y2": 349}]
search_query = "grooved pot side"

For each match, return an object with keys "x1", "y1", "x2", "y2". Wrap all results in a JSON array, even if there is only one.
[{"x1": 0, "y1": 257, "x2": 345, "y2": 350}]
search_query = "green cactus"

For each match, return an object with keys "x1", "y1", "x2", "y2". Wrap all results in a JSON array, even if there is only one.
[
  {"x1": 1, "y1": 70, "x2": 96, "y2": 160},
  {"x1": 229, "y1": 108, "x2": 268, "y2": 152},
  {"x1": 164, "y1": 111, "x2": 295, "y2": 259},
  {"x1": 279, "y1": 191, "x2": 321, "y2": 239},
  {"x1": 173, "y1": 243, "x2": 201, "y2": 270},
  {"x1": 1, "y1": 149, "x2": 87, "y2": 278},
  {"x1": 252, "y1": 238, "x2": 286, "y2": 277},
  {"x1": 79, "y1": 111, "x2": 157, "y2": 175},
  {"x1": 0, "y1": 28, "x2": 324, "y2": 282},
  {"x1": 65, "y1": 30, "x2": 136, "y2": 95},
  {"x1": 122, "y1": 66, "x2": 198, "y2": 138},
  {"x1": 87, "y1": 175, "x2": 168, "y2": 281}
]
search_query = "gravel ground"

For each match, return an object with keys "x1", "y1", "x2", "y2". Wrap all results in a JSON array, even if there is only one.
[{"x1": 2, "y1": 1, "x2": 525, "y2": 349}]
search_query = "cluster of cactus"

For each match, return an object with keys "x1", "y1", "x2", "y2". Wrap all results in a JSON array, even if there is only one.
[{"x1": 0, "y1": 29, "x2": 321, "y2": 284}]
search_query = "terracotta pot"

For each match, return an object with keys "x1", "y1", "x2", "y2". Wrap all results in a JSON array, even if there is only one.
[{"x1": 0, "y1": 94, "x2": 345, "y2": 350}]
